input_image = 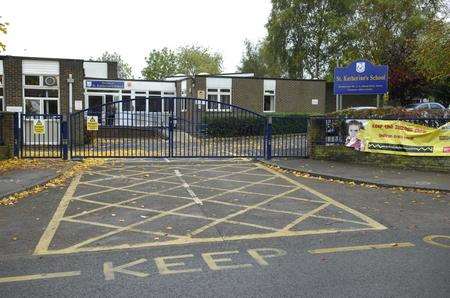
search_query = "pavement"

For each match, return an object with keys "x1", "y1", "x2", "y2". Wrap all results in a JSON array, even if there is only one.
[
  {"x1": 0, "y1": 168, "x2": 61, "y2": 199},
  {"x1": 0, "y1": 158, "x2": 449, "y2": 297},
  {"x1": 260, "y1": 158, "x2": 450, "y2": 192}
]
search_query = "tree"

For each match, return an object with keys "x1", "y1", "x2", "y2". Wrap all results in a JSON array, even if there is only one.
[
  {"x1": 96, "y1": 51, "x2": 133, "y2": 79},
  {"x1": 257, "y1": 0, "x2": 447, "y2": 102},
  {"x1": 411, "y1": 20, "x2": 450, "y2": 83},
  {"x1": 237, "y1": 39, "x2": 282, "y2": 77},
  {"x1": 264, "y1": 0, "x2": 355, "y2": 79},
  {"x1": 0, "y1": 17, "x2": 9, "y2": 52},
  {"x1": 141, "y1": 46, "x2": 223, "y2": 80},
  {"x1": 342, "y1": 0, "x2": 447, "y2": 102},
  {"x1": 141, "y1": 48, "x2": 178, "y2": 80},
  {"x1": 176, "y1": 45, "x2": 222, "y2": 76}
]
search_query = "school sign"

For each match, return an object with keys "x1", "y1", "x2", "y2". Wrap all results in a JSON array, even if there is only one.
[{"x1": 334, "y1": 60, "x2": 388, "y2": 95}]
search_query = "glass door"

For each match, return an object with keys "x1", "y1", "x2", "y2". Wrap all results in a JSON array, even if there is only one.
[{"x1": 88, "y1": 95, "x2": 104, "y2": 124}]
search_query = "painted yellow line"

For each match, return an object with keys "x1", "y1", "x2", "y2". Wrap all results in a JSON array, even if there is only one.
[
  {"x1": 0, "y1": 271, "x2": 81, "y2": 284},
  {"x1": 42, "y1": 227, "x2": 376, "y2": 256},
  {"x1": 260, "y1": 164, "x2": 387, "y2": 231},
  {"x1": 308, "y1": 242, "x2": 415, "y2": 254},
  {"x1": 34, "y1": 174, "x2": 82, "y2": 255},
  {"x1": 423, "y1": 235, "x2": 450, "y2": 248}
]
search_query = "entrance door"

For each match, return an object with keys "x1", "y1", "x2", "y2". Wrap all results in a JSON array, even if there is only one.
[{"x1": 88, "y1": 95, "x2": 103, "y2": 124}]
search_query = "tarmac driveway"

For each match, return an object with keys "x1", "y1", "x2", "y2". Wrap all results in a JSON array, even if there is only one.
[
  {"x1": 34, "y1": 159, "x2": 385, "y2": 255},
  {"x1": 0, "y1": 159, "x2": 448, "y2": 297}
]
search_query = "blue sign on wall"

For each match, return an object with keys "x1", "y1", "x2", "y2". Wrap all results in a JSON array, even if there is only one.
[
  {"x1": 85, "y1": 80, "x2": 125, "y2": 89},
  {"x1": 334, "y1": 60, "x2": 388, "y2": 95}
]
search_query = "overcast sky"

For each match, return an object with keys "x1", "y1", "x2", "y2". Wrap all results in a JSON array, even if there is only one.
[{"x1": 2, "y1": 0, "x2": 272, "y2": 78}]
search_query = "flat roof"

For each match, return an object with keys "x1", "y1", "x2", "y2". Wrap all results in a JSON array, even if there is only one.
[
  {"x1": 84, "y1": 77, "x2": 176, "y2": 84},
  {"x1": 195, "y1": 74, "x2": 325, "y2": 82},
  {"x1": 0, "y1": 55, "x2": 115, "y2": 64}
]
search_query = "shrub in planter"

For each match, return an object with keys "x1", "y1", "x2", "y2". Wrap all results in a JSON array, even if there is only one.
[
  {"x1": 202, "y1": 113, "x2": 310, "y2": 138},
  {"x1": 203, "y1": 115, "x2": 265, "y2": 137}
]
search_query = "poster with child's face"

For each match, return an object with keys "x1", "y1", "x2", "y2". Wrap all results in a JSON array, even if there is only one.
[{"x1": 345, "y1": 120, "x2": 366, "y2": 151}]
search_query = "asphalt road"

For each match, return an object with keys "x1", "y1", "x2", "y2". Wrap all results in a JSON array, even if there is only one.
[{"x1": 0, "y1": 159, "x2": 449, "y2": 297}]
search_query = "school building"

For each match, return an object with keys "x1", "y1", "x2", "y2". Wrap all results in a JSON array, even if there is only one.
[{"x1": 0, "y1": 55, "x2": 330, "y2": 120}]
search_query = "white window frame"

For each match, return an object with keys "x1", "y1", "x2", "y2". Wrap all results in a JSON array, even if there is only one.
[
  {"x1": 181, "y1": 91, "x2": 187, "y2": 112},
  {"x1": 206, "y1": 88, "x2": 232, "y2": 112},
  {"x1": 263, "y1": 90, "x2": 276, "y2": 113},
  {"x1": 22, "y1": 74, "x2": 60, "y2": 115}
]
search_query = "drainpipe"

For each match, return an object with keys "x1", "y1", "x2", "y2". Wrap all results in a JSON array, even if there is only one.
[{"x1": 67, "y1": 74, "x2": 74, "y2": 114}]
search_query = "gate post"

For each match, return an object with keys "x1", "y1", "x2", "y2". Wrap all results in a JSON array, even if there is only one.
[
  {"x1": 13, "y1": 113, "x2": 20, "y2": 157},
  {"x1": 168, "y1": 115, "x2": 174, "y2": 157},
  {"x1": 61, "y1": 120, "x2": 68, "y2": 160},
  {"x1": 265, "y1": 116, "x2": 272, "y2": 160}
]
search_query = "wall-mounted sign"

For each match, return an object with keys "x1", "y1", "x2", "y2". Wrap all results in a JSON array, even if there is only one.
[
  {"x1": 74, "y1": 100, "x2": 83, "y2": 111},
  {"x1": 334, "y1": 60, "x2": 388, "y2": 95},
  {"x1": 311, "y1": 99, "x2": 319, "y2": 105},
  {"x1": 85, "y1": 80, "x2": 125, "y2": 89},
  {"x1": 86, "y1": 116, "x2": 99, "y2": 131},
  {"x1": 33, "y1": 119, "x2": 45, "y2": 135},
  {"x1": 6, "y1": 106, "x2": 23, "y2": 113},
  {"x1": 197, "y1": 90, "x2": 205, "y2": 99}
]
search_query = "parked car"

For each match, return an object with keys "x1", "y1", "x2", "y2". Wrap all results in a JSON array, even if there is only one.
[
  {"x1": 405, "y1": 102, "x2": 447, "y2": 110},
  {"x1": 348, "y1": 106, "x2": 378, "y2": 110}
]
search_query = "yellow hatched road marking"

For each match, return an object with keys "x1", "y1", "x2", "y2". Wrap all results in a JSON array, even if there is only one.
[
  {"x1": 309, "y1": 242, "x2": 415, "y2": 254},
  {"x1": 34, "y1": 161, "x2": 388, "y2": 255},
  {"x1": 0, "y1": 271, "x2": 81, "y2": 284}
]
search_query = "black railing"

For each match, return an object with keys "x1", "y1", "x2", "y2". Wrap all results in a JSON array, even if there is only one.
[
  {"x1": 271, "y1": 115, "x2": 308, "y2": 157},
  {"x1": 0, "y1": 113, "x2": 4, "y2": 146},
  {"x1": 311, "y1": 116, "x2": 449, "y2": 146},
  {"x1": 21, "y1": 114, "x2": 63, "y2": 158}
]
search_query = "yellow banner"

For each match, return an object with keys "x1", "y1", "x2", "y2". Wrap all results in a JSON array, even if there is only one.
[{"x1": 345, "y1": 120, "x2": 450, "y2": 156}]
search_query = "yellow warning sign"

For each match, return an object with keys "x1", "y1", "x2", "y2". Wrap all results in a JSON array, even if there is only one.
[
  {"x1": 33, "y1": 119, "x2": 45, "y2": 135},
  {"x1": 86, "y1": 116, "x2": 99, "y2": 131}
]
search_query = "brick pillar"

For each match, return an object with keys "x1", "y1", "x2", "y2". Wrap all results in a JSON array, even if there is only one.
[
  {"x1": 307, "y1": 117, "x2": 326, "y2": 158},
  {"x1": 3, "y1": 57, "x2": 23, "y2": 107},
  {"x1": 0, "y1": 112, "x2": 18, "y2": 157}
]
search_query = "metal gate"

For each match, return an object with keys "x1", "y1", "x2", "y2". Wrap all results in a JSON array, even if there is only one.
[
  {"x1": 20, "y1": 114, "x2": 63, "y2": 158},
  {"x1": 69, "y1": 97, "x2": 268, "y2": 158},
  {"x1": 16, "y1": 97, "x2": 308, "y2": 159}
]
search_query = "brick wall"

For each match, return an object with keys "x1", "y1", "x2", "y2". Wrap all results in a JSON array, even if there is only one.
[
  {"x1": 2, "y1": 57, "x2": 22, "y2": 107},
  {"x1": 232, "y1": 78, "x2": 263, "y2": 112},
  {"x1": 276, "y1": 80, "x2": 326, "y2": 114},
  {"x1": 60, "y1": 59, "x2": 84, "y2": 118},
  {"x1": 107, "y1": 62, "x2": 118, "y2": 79},
  {"x1": 0, "y1": 112, "x2": 17, "y2": 157}
]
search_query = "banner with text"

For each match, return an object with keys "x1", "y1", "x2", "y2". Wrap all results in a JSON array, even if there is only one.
[{"x1": 345, "y1": 120, "x2": 450, "y2": 156}]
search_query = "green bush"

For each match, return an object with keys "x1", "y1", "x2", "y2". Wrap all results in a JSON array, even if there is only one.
[
  {"x1": 327, "y1": 107, "x2": 448, "y2": 118},
  {"x1": 203, "y1": 115, "x2": 265, "y2": 137},
  {"x1": 202, "y1": 113, "x2": 309, "y2": 137},
  {"x1": 271, "y1": 113, "x2": 308, "y2": 134}
]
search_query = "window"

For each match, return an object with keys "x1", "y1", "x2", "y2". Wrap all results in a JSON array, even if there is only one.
[
  {"x1": 207, "y1": 88, "x2": 231, "y2": 111},
  {"x1": 23, "y1": 74, "x2": 59, "y2": 115},
  {"x1": 181, "y1": 91, "x2": 187, "y2": 112},
  {"x1": 430, "y1": 103, "x2": 443, "y2": 109},
  {"x1": 148, "y1": 91, "x2": 162, "y2": 112},
  {"x1": 25, "y1": 75, "x2": 40, "y2": 86},
  {"x1": 122, "y1": 95, "x2": 132, "y2": 111},
  {"x1": 263, "y1": 80, "x2": 276, "y2": 112},
  {"x1": 263, "y1": 94, "x2": 275, "y2": 112},
  {"x1": 135, "y1": 97, "x2": 146, "y2": 112}
]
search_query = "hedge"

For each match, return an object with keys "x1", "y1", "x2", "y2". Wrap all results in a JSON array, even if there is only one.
[
  {"x1": 327, "y1": 107, "x2": 449, "y2": 118},
  {"x1": 202, "y1": 113, "x2": 309, "y2": 138}
]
